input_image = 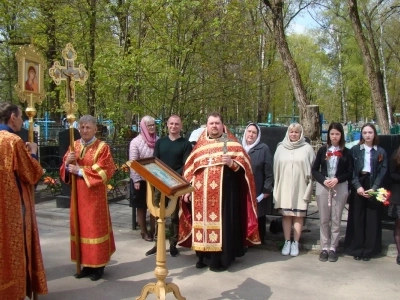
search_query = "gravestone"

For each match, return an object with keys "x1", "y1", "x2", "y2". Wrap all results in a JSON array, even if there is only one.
[
  {"x1": 259, "y1": 126, "x2": 287, "y2": 216},
  {"x1": 259, "y1": 126, "x2": 287, "y2": 156},
  {"x1": 56, "y1": 128, "x2": 81, "y2": 208},
  {"x1": 16, "y1": 127, "x2": 38, "y2": 144},
  {"x1": 39, "y1": 145, "x2": 60, "y2": 170}
]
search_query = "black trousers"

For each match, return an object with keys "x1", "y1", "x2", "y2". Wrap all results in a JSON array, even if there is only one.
[
  {"x1": 258, "y1": 216, "x2": 266, "y2": 244},
  {"x1": 344, "y1": 174, "x2": 382, "y2": 257}
]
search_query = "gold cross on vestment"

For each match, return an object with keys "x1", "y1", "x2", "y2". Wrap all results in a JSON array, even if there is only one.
[{"x1": 209, "y1": 196, "x2": 219, "y2": 207}]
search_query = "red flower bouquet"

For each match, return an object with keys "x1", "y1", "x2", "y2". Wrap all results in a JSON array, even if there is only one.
[{"x1": 367, "y1": 188, "x2": 391, "y2": 206}]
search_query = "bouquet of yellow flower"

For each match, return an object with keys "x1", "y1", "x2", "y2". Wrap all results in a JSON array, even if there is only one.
[{"x1": 367, "y1": 188, "x2": 391, "y2": 206}]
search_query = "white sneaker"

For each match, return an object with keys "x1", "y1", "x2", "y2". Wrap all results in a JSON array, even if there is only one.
[
  {"x1": 290, "y1": 241, "x2": 299, "y2": 257},
  {"x1": 281, "y1": 240, "x2": 291, "y2": 256}
]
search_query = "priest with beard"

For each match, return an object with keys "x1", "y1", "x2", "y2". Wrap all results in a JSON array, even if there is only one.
[{"x1": 178, "y1": 112, "x2": 260, "y2": 272}]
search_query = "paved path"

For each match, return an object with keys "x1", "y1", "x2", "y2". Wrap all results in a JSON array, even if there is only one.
[{"x1": 34, "y1": 199, "x2": 399, "y2": 300}]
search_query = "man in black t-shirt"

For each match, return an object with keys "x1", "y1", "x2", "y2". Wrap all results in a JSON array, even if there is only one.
[{"x1": 145, "y1": 114, "x2": 192, "y2": 257}]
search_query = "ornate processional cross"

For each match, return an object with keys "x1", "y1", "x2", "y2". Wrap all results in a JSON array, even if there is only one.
[
  {"x1": 48, "y1": 43, "x2": 88, "y2": 277},
  {"x1": 48, "y1": 43, "x2": 88, "y2": 115}
]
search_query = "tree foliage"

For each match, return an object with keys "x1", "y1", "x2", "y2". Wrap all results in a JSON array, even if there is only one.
[{"x1": 0, "y1": 0, "x2": 399, "y2": 138}]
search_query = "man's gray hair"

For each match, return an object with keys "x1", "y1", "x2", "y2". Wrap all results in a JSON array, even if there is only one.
[{"x1": 79, "y1": 115, "x2": 97, "y2": 125}]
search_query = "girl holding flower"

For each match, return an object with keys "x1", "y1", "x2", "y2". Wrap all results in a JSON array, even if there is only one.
[
  {"x1": 344, "y1": 123, "x2": 387, "y2": 261},
  {"x1": 388, "y1": 146, "x2": 400, "y2": 265},
  {"x1": 312, "y1": 122, "x2": 353, "y2": 262}
]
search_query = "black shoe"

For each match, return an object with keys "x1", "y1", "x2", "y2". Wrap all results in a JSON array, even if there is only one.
[
  {"x1": 146, "y1": 246, "x2": 157, "y2": 256},
  {"x1": 353, "y1": 256, "x2": 361, "y2": 261},
  {"x1": 396, "y1": 255, "x2": 400, "y2": 265},
  {"x1": 90, "y1": 267, "x2": 104, "y2": 281},
  {"x1": 170, "y1": 245, "x2": 179, "y2": 257},
  {"x1": 74, "y1": 267, "x2": 92, "y2": 279},
  {"x1": 195, "y1": 261, "x2": 207, "y2": 269},
  {"x1": 319, "y1": 250, "x2": 328, "y2": 262},
  {"x1": 328, "y1": 250, "x2": 338, "y2": 262},
  {"x1": 362, "y1": 256, "x2": 371, "y2": 261},
  {"x1": 209, "y1": 265, "x2": 228, "y2": 272}
]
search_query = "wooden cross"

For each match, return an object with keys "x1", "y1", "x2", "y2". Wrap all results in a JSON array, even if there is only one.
[{"x1": 49, "y1": 43, "x2": 88, "y2": 104}]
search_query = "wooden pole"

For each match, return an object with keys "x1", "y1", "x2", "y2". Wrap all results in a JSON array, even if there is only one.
[
  {"x1": 67, "y1": 98, "x2": 81, "y2": 275},
  {"x1": 26, "y1": 94, "x2": 38, "y2": 300}
]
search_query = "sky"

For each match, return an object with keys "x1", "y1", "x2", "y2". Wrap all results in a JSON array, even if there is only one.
[{"x1": 290, "y1": 11, "x2": 319, "y2": 34}]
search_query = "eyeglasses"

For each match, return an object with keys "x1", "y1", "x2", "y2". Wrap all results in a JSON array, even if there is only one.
[{"x1": 147, "y1": 124, "x2": 156, "y2": 128}]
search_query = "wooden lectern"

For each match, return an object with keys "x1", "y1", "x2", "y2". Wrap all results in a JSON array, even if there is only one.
[{"x1": 127, "y1": 157, "x2": 194, "y2": 300}]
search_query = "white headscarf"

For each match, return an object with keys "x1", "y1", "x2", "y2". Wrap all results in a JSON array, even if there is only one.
[
  {"x1": 242, "y1": 123, "x2": 261, "y2": 153},
  {"x1": 279, "y1": 123, "x2": 307, "y2": 150}
]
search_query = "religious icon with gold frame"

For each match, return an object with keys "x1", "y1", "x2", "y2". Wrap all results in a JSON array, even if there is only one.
[
  {"x1": 15, "y1": 44, "x2": 46, "y2": 104},
  {"x1": 128, "y1": 157, "x2": 191, "y2": 196}
]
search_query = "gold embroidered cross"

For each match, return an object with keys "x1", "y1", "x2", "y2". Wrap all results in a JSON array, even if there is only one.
[{"x1": 209, "y1": 196, "x2": 218, "y2": 207}]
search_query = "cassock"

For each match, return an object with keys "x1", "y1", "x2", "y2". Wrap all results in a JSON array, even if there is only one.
[
  {"x1": 60, "y1": 138, "x2": 116, "y2": 267},
  {"x1": 0, "y1": 126, "x2": 48, "y2": 299},
  {"x1": 178, "y1": 128, "x2": 260, "y2": 268}
]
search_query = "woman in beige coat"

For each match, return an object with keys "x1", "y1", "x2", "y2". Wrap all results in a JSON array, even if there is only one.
[{"x1": 273, "y1": 123, "x2": 315, "y2": 257}]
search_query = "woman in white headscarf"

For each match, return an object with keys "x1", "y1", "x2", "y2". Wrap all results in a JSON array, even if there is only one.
[
  {"x1": 242, "y1": 123, "x2": 273, "y2": 244},
  {"x1": 273, "y1": 123, "x2": 315, "y2": 257}
]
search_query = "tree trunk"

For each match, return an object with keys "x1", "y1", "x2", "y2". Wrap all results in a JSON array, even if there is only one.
[
  {"x1": 88, "y1": 0, "x2": 96, "y2": 116},
  {"x1": 263, "y1": 0, "x2": 318, "y2": 139},
  {"x1": 304, "y1": 105, "x2": 320, "y2": 141},
  {"x1": 347, "y1": 0, "x2": 389, "y2": 134},
  {"x1": 336, "y1": 32, "x2": 347, "y2": 123},
  {"x1": 41, "y1": 2, "x2": 60, "y2": 121}
]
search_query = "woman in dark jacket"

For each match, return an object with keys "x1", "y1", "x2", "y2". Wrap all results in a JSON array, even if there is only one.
[
  {"x1": 344, "y1": 123, "x2": 387, "y2": 261},
  {"x1": 312, "y1": 122, "x2": 353, "y2": 262},
  {"x1": 242, "y1": 123, "x2": 273, "y2": 244},
  {"x1": 388, "y1": 147, "x2": 400, "y2": 265}
]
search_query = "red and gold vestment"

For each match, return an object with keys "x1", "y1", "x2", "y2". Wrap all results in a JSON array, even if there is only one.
[
  {"x1": 60, "y1": 138, "x2": 116, "y2": 267},
  {"x1": 0, "y1": 129, "x2": 47, "y2": 299},
  {"x1": 178, "y1": 129, "x2": 260, "y2": 251}
]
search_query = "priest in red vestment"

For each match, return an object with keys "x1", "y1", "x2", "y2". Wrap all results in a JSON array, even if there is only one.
[
  {"x1": 178, "y1": 112, "x2": 260, "y2": 272},
  {"x1": 60, "y1": 115, "x2": 116, "y2": 281},
  {"x1": 0, "y1": 102, "x2": 48, "y2": 299}
]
